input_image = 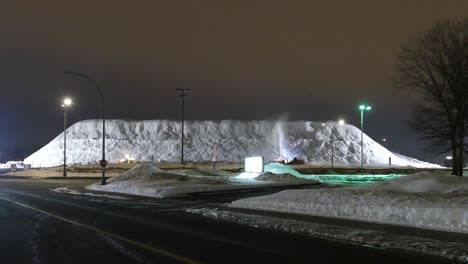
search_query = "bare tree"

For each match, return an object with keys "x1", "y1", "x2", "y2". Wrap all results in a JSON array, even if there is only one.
[{"x1": 396, "y1": 18, "x2": 468, "y2": 176}]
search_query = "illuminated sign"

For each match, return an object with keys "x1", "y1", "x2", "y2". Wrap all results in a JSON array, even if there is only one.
[{"x1": 245, "y1": 156, "x2": 264, "y2": 173}]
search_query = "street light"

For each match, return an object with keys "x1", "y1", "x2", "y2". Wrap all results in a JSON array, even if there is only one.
[
  {"x1": 359, "y1": 104, "x2": 372, "y2": 173},
  {"x1": 61, "y1": 98, "x2": 72, "y2": 177},
  {"x1": 65, "y1": 70, "x2": 107, "y2": 185},
  {"x1": 321, "y1": 119, "x2": 345, "y2": 168},
  {"x1": 176, "y1": 88, "x2": 190, "y2": 164}
]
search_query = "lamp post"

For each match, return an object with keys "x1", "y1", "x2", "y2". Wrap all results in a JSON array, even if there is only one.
[
  {"x1": 322, "y1": 119, "x2": 345, "y2": 168},
  {"x1": 359, "y1": 104, "x2": 372, "y2": 173},
  {"x1": 62, "y1": 98, "x2": 72, "y2": 177},
  {"x1": 65, "y1": 70, "x2": 107, "y2": 185},
  {"x1": 176, "y1": 89, "x2": 190, "y2": 164}
]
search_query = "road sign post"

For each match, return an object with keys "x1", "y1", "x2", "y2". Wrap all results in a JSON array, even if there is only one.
[{"x1": 100, "y1": 159, "x2": 108, "y2": 185}]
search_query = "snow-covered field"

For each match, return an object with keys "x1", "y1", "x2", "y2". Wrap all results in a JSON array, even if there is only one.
[
  {"x1": 230, "y1": 171, "x2": 468, "y2": 234},
  {"x1": 86, "y1": 163, "x2": 319, "y2": 198},
  {"x1": 25, "y1": 119, "x2": 438, "y2": 168}
]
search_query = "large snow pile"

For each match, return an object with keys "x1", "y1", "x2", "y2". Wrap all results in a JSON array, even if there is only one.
[
  {"x1": 230, "y1": 172, "x2": 468, "y2": 233},
  {"x1": 25, "y1": 119, "x2": 438, "y2": 168},
  {"x1": 87, "y1": 163, "x2": 318, "y2": 198}
]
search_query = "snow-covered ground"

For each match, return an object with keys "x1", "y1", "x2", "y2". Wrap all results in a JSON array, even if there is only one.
[
  {"x1": 230, "y1": 171, "x2": 468, "y2": 234},
  {"x1": 24, "y1": 119, "x2": 439, "y2": 168},
  {"x1": 86, "y1": 163, "x2": 319, "y2": 198},
  {"x1": 51, "y1": 187, "x2": 129, "y2": 200},
  {"x1": 186, "y1": 208, "x2": 468, "y2": 263}
]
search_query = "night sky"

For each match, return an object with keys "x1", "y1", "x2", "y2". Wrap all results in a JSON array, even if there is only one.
[{"x1": 1, "y1": 1, "x2": 467, "y2": 161}]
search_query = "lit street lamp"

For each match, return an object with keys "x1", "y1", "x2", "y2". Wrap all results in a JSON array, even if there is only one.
[
  {"x1": 381, "y1": 138, "x2": 388, "y2": 148},
  {"x1": 65, "y1": 70, "x2": 107, "y2": 185},
  {"x1": 322, "y1": 119, "x2": 345, "y2": 168},
  {"x1": 61, "y1": 98, "x2": 72, "y2": 177},
  {"x1": 177, "y1": 88, "x2": 190, "y2": 164},
  {"x1": 359, "y1": 104, "x2": 372, "y2": 173}
]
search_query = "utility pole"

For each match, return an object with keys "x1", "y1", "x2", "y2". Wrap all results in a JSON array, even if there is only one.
[
  {"x1": 361, "y1": 109, "x2": 364, "y2": 172},
  {"x1": 177, "y1": 89, "x2": 190, "y2": 164},
  {"x1": 62, "y1": 98, "x2": 72, "y2": 177},
  {"x1": 212, "y1": 141, "x2": 217, "y2": 170}
]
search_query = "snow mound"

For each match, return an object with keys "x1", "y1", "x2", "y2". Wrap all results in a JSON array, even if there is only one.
[
  {"x1": 264, "y1": 163, "x2": 303, "y2": 177},
  {"x1": 353, "y1": 171, "x2": 468, "y2": 194},
  {"x1": 108, "y1": 163, "x2": 225, "y2": 185},
  {"x1": 230, "y1": 172, "x2": 468, "y2": 233},
  {"x1": 87, "y1": 172, "x2": 226, "y2": 198},
  {"x1": 110, "y1": 163, "x2": 164, "y2": 182},
  {"x1": 256, "y1": 172, "x2": 318, "y2": 184},
  {"x1": 25, "y1": 119, "x2": 439, "y2": 168},
  {"x1": 87, "y1": 162, "x2": 319, "y2": 198}
]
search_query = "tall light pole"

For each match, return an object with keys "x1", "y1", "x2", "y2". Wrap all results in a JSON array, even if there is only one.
[
  {"x1": 322, "y1": 119, "x2": 345, "y2": 168},
  {"x1": 65, "y1": 70, "x2": 107, "y2": 185},
  {"x1": 62, "y1": 98, "x2": 72, "y2": 177},
  {"x1": 359, "y1": 104, "x2": 372, "y2": 173},
  {"x1": 177, "y1": 88, "x2": 190, "y2": 164}
]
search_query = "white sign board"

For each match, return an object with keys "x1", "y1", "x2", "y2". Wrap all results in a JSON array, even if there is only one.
[{"x1": 245, "y1": 156, "x2": 264, "y2": 173}]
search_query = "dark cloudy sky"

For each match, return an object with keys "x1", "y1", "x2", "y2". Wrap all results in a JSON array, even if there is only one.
[{"x1": 0, "y1": 1, "x2": 467, "y2": 161}]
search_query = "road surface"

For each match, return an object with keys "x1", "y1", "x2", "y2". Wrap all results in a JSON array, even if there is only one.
[{"x1": 0, "y1": 177, "x2": 457, "y2": 264}]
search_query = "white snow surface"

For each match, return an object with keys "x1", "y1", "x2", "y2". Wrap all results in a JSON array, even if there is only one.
[
  {"x1": 24, "y1": 119, "x2": 439, "y2": 168},
  {"x1": 50, "y1": 187, "x2": 129, "y2": 200},
  {"x1": 352, "y1": 171, "x2": 468, "y2": 194},
  {"x1": 86, "y1": 163, "x2": 318, "y2": 198},
  {"x1": 230, "y1": 172, "x2": 468, "y2": 234},
  {"x1": 187, "y1": 208, "x2": 468, "y2": 263},
  {"x1": 264, "y1": 162, "x2": 303, "y2": 177}
]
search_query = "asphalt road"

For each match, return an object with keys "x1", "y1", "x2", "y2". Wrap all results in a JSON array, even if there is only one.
[{"x1": 0, "y1": 178, "x2": 457, "y2": 264}]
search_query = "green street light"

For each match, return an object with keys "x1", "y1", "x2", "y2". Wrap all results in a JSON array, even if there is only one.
[{"x1": 359, "y1": 104, "x2": 372, "y2": 173}]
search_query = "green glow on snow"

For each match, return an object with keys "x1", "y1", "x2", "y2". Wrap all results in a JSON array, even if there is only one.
[{"x1": 299, "y1": 174, "x2": 405, "y2": 185}]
